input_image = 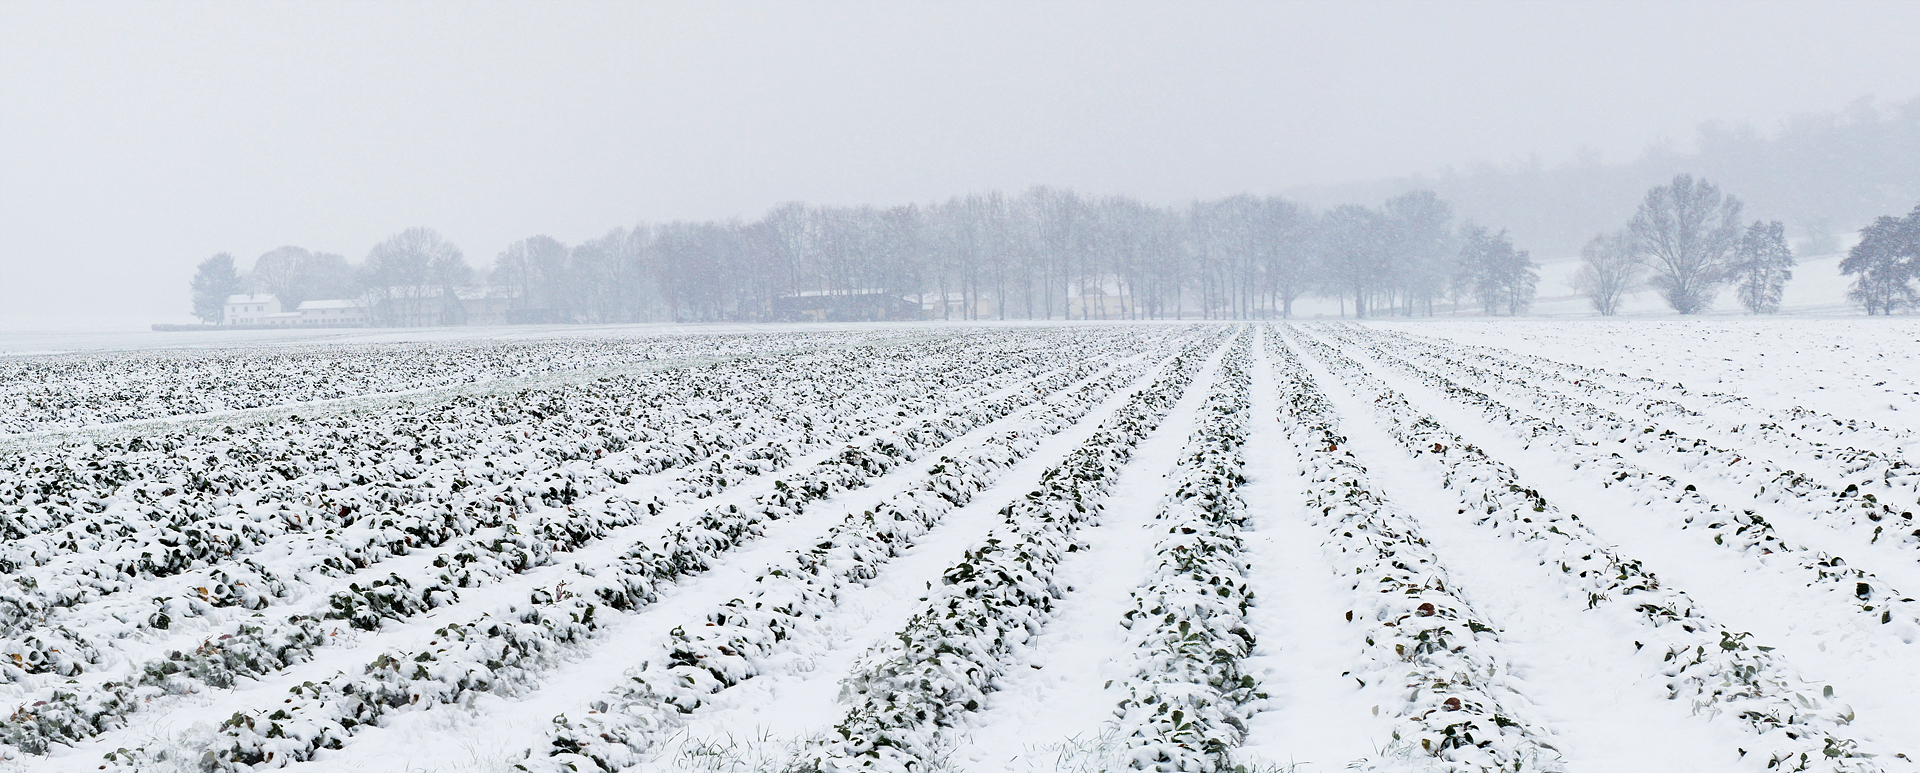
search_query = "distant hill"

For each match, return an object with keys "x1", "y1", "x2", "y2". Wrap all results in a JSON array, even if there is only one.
[{"x1": 1288, "y1": 95, "x2": 1920, "y2": 259}]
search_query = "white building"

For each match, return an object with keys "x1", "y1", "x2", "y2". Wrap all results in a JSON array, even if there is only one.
[
  {"x1": 222, "y1": 294, "x2": 370, "y2": 326},
  {"x1": 223, "y1": 294, "x2": 282, "y2": 325},
  {"x1": 294, "y1": 299, "x2": 370, "y2": 326}
]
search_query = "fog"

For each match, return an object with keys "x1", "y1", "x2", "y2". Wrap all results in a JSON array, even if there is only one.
[{"x1": 3, "y1": 0, "x2": 1918, "y2": 330}]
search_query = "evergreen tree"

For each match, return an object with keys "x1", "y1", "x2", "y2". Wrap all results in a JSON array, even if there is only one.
[
  {"x1": 189, "y1": 252, "x2": 243, "y2": 323},
  {"x1": 1500, "y1": 243, "x2": 1539, "y2": 316}
]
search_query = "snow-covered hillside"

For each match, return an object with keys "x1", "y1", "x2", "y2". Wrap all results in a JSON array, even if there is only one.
[
  {"x1": 2, "y1": 322, "x2": 1917, "y2": 773},
  {"x1": 1270, "y1": 250, "x2": 1862, "y2": 319}
]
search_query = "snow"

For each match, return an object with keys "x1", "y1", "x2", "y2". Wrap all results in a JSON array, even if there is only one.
[
  {"x1": 3, "y1": 320, "x2": 1919, "y2": 772},
  {"x1": 948, "y1": 331, "x2": 1231, "y2": 770}
]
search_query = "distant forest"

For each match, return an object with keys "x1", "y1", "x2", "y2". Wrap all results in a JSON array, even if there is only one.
[
  {"x1": 187, "y1": 96, "x2": 1920, "y2": 325},
  {"x1": 1291, "y1": 95, "x2": 1920, "y2": 258},
  {"x1": 190, "y1": 188, "x2": 1540, "y2": 325}
]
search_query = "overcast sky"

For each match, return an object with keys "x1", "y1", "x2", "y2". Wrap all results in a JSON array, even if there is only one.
[{"x1": 3, "y1": 0, "x2": 1918, "y2": 329}]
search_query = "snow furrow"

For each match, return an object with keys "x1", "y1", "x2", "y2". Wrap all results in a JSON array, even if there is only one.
[
  {"x1": 1270, "y1": 331, "x2": 1564, "y2": 773},
  {"x1": 504, "y1": 340, "x2": 1185, "y2": 771},
  {"x1": 1294, "y1": 327, "x2": 1897, "y2": 772},
  {"x1": 5, "y1": 336, "x2": 1092, "y2": 761},
  {"x1": 125, "y1": 348, "x2": 1125, "y2": 771},
  {"x1": 1107, "y1": 334, "x2": 1260, "y2": 772},
  {"x1": 787, "y1": 335, "x2": 1224, "y2": 772},
  {"x1": 1379, "y1": 327, "x2": 1920, "y2": 549},
  {"x1": 1326, "y1": 325, "x2": 1920, "y2": 639}
]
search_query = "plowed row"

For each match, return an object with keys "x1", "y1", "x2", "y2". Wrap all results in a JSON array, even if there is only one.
[{"x1": 3, "y1": 323, "x2": 1914, "y2": 773}]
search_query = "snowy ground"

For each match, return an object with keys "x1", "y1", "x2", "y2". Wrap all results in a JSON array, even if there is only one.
[{"x1": 2, "y1": 320, "x2": 1917, "y2": 773}]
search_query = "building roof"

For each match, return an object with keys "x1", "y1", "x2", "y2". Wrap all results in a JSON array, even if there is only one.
[
  {"x1": 457, "y1": 286, "x2": 520, "y2": 300},
  {"x1": 785, "y1": 288, "x2": 894, "y2": 298},
  {"x1": 296, "y1": 299, "x2": 363, "y2": 310},
  {"x1": 226, "y1": 294, "x2": 279, "y2": 305},
  {"x1": 371, "y1": 285, "x2": 521, "y2": 300}
]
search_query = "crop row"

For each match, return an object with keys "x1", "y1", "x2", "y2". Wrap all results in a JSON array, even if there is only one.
[
  {"x1": 1380, "y1": 329, "x2": 1920, "y2": 526},
  {"x1": 152, "y1": 332, "x2": 1204, "y2": 771},
  {"x1": 1329, "y1": 326, "x2": 1920, "y2": 642},
  {"x1": 0, "y1": 329, "x2": 891, "y2": 434},
  {"x1": 789, "y1": 334, "x2": 1225, "y2": 773},
  {"x1": 1, "y1": 330, "x2": 1094, "y2": 637},
  {"x1": 1295, "y1": 329, "x2": 1882, "y2": 772},
  {"x1": 1269, "y1": 332, "x2": 1562, "y2": 773},
  {"x1": 530, "y1": 338, "x2": 1200, "y2": 772},
  {"x1": 0, "y1": 332, "x2": 1050, "y2": 563},
  {"x1": 130, "y1": 343, "x2": 1115, "y2": 704},
  {"x1": 4, "y1": 330, "x2": 1165, "y2": 762},
  {"x1": 1109, "y1": 336, "x2": 1260, "y2": 772},
  {"x1": 0, "y1": 334, "x2": 1074, "y2": 702}
]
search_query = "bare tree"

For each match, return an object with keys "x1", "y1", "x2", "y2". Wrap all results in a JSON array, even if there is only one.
[
  {"x1": 572, "y1": 229, "x2": 638, "y2": 323},
  {"x1": 1728, "y1": 220, "x2": 1795, "y2": 313},
  {"x1": 1628, "y1": 173, "x2": 1744, "y2": 314},
  {"x1": 1259, "y1": 197, "x2": 1316, "y2": 318},
  {"x1": 1840, "y1": 206, "x2": 1920, "y2": 315},
  {"x1": 492, "y1": 235, "x2": 572, "y2": 322},
  {"x1": 249, "y1": 245, "x2": 312, "y2": 307},
  {"x1": 1456, "y1": 224, "x2": 1536, "y2": 315},
  {"x1": 1382, "y1": 190, "x2": 1455, "y2": 316},
  {"x1": 361, "y1": 227, "x2": 472, "y2": 326},
  {"x1": 1320, "y1": 205, "x2": 1387, "y2": 317},
  {"x1": 1571, "y1": 230, "x2": 1641, "y2": 316}
]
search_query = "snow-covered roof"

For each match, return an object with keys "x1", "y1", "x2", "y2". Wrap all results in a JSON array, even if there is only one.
[
  {"x1": 373, "y1": 285, "x2": 520, "y2": 300},
  {"x1": 296, "y1": 299, "x2": 363, "y2": 310},
  {"x1": 457, "y1": 286, "x2": 520, "y2": 300},
  {"x1": 226, "y1": 294, "x2": 278, "y2": 305},
  {"x1": 787, "y1": 289, "x2": 893, "y2": 298}
]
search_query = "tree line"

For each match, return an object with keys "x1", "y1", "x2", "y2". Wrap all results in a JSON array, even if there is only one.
[
  {"x1": 190, "y1": 174, "x2": 1920, "y2": 324},
  {"x1": 1571, "y1": 173, "x2": 1917, "y2": 316},
  {"x1": 190, "y1": 187, "x2": 1541, "y2": 325}
]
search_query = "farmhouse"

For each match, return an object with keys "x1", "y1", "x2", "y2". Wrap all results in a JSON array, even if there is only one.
[
  {"x1": 293, "y1": 299, "x2": 371, "y2": 325},
  {"x1": 222, "y1": 294, "x2": 371, "y2": 327},
  {"x1": 223, "y1": 294, "x2": 283, "y2": 325}
]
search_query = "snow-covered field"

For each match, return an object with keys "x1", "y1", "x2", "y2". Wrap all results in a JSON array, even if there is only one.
[{"x1": 3, "y1": 320, "x2": 1918, "y2": 773}]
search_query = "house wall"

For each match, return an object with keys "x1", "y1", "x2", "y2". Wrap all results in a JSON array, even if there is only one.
[
  {"x1": 294, "y1": 305, "x2": 370, "y2": 325},
  {"x1": 223, "y1": 297, "x2": 282, "y2": 325}
]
